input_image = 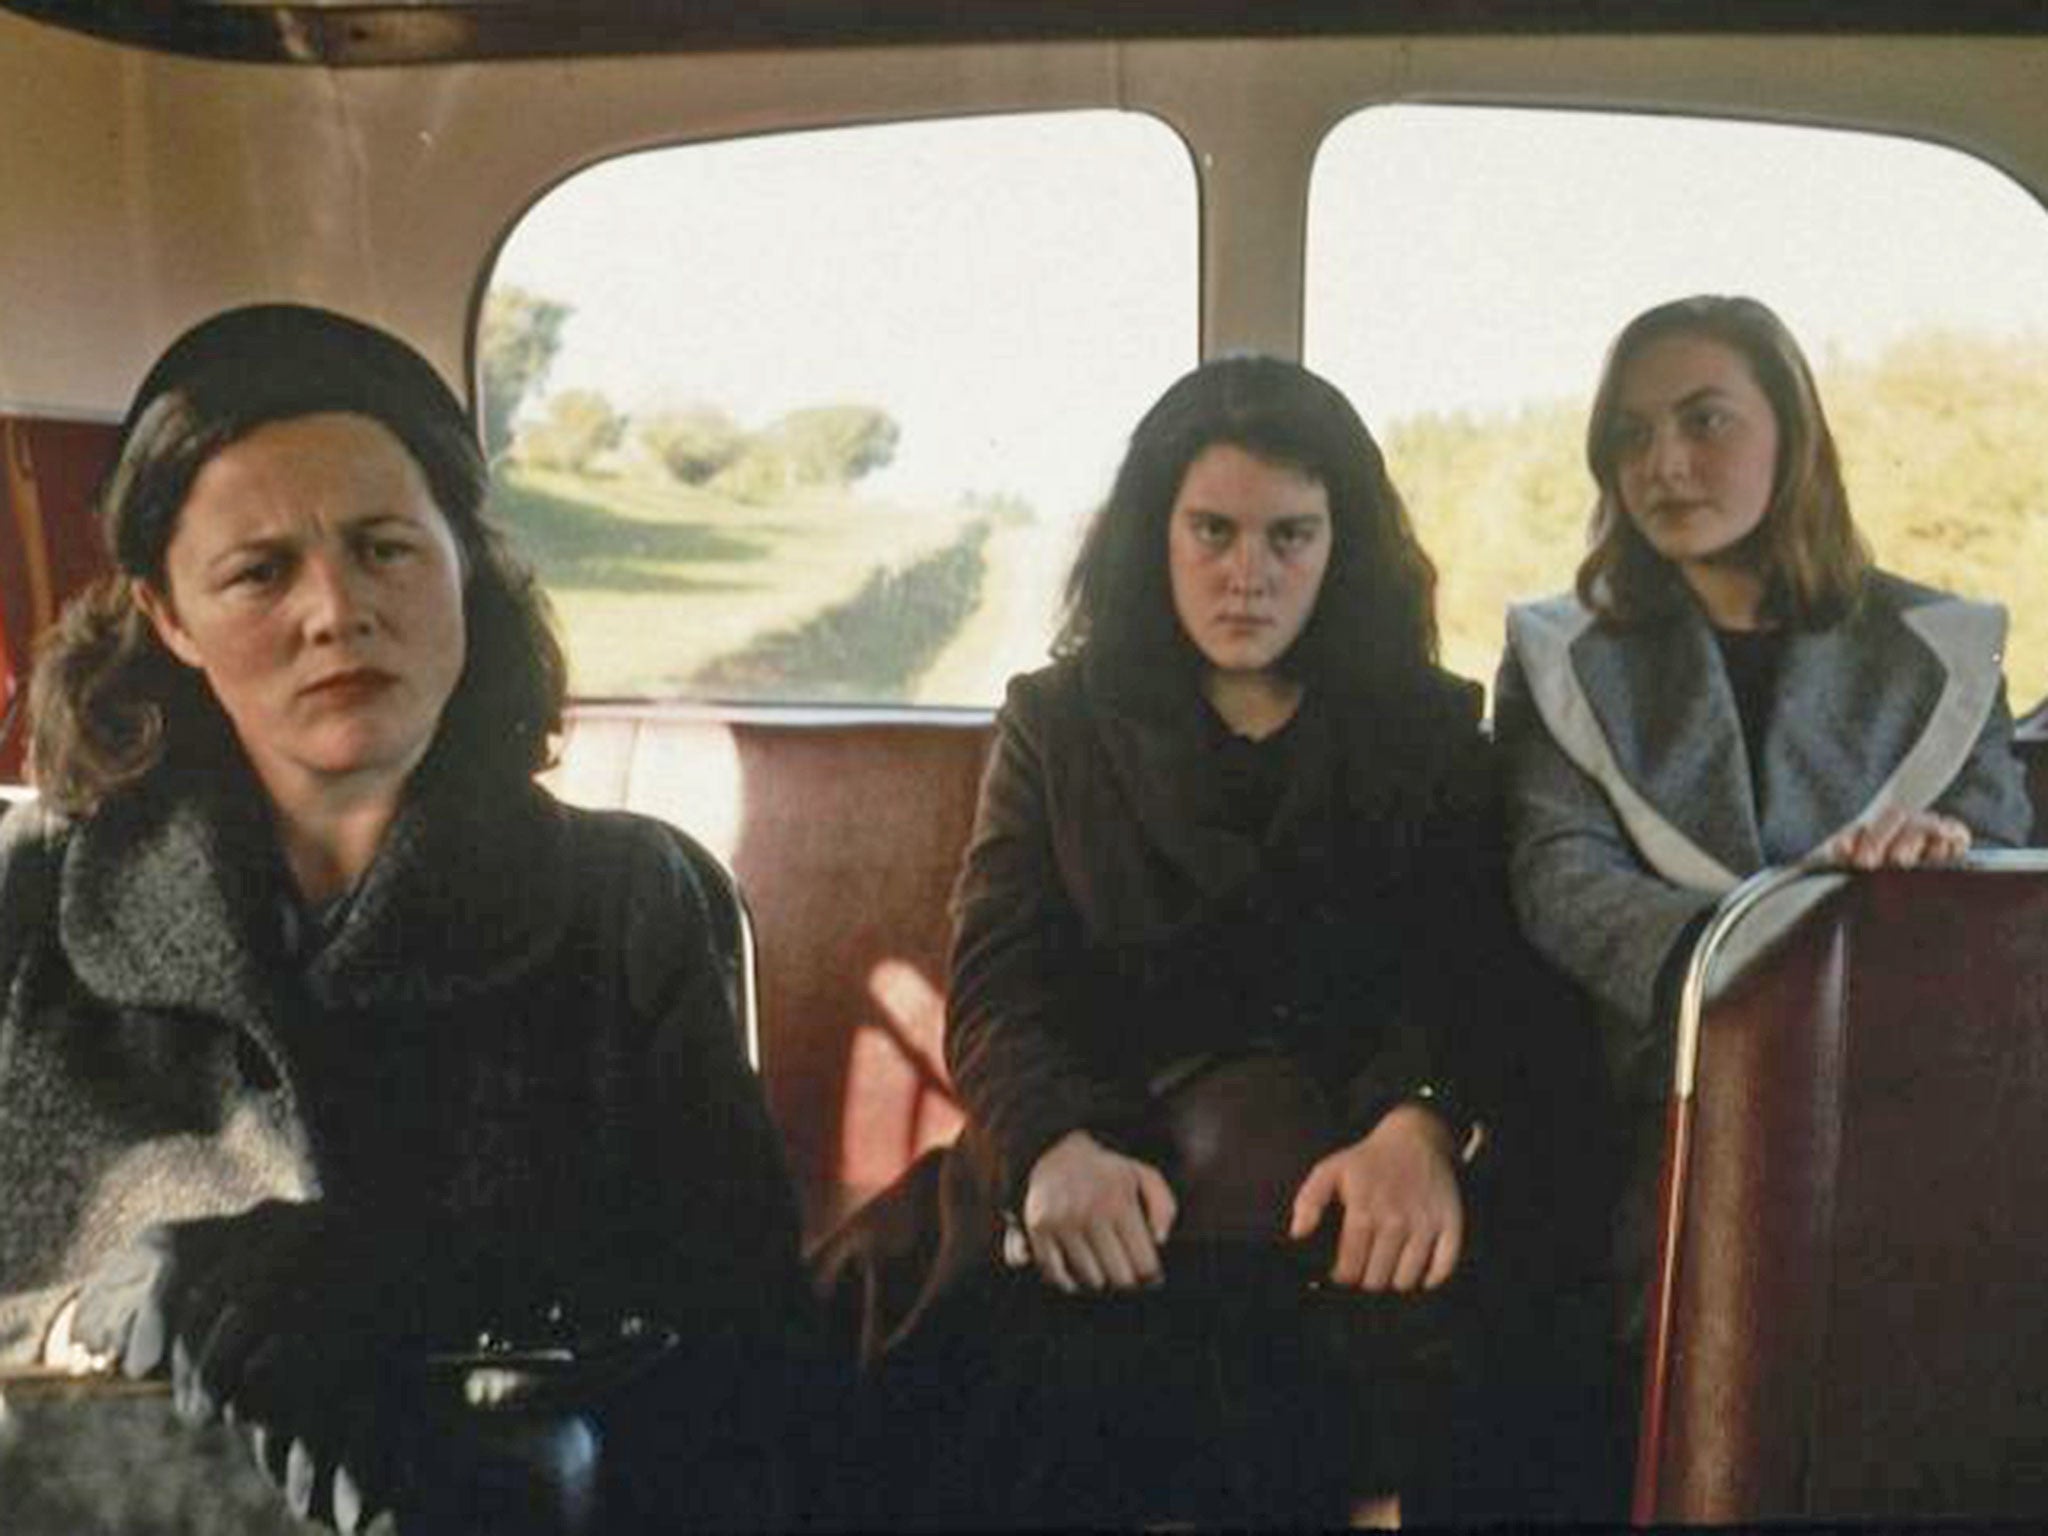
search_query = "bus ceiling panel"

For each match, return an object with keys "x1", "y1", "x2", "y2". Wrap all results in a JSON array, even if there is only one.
[
  {"x1": 4, "y1": 12, "x2": 2048, "y2": 411},
  {"x1": 0, "y1": 12, "x2": 1129, "y2": 416},
  {"x1": 2, "y1": 0, "x2": 2044, "y2": 67}
]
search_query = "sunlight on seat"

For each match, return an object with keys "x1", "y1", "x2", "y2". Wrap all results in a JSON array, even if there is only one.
[
  {"x1": 840, "y1": 958, "x2": 962, "y2": 1186},
  {"x1": 546, "y1": 714, "x2": 745, "y2": 862}
]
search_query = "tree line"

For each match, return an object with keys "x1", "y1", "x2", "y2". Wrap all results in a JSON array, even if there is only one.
[
  {"x1": 484, "y1": 284, "x2": 2045, "y2": 694},
  {"x1": 482, "y1": 286, "x2": 899, "y2": 500},
  {"x1": 1387, "y1": 326, "x2": 2048, "y2": 693}
]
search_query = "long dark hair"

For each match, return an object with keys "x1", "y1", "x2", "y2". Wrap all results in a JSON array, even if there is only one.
[
  {"x1": 1058, "y1": 355, "x2": 1438, "y2": 699},
  {"x1": 29, "y1": 303, "x2": 565, "y2": 815},
  {"x1": 1577, "y1": 294, "x2": 1870, "y2": 627}
]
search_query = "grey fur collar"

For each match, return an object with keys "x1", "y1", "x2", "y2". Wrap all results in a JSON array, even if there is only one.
[{"x1": 60, "y1": 757, "x2": 574, "y2": 1029}]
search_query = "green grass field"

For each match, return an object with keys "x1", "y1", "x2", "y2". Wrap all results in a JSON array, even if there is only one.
[{"x1": 492, "y1": 465, "x2": 988, "y2": 698}]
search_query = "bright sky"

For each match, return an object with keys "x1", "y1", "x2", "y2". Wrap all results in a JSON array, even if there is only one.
[
  {"x1": 493, "y1": 104, "x2": 2048, "y2": 529},
  {"x1": 492, "y1": 111, "x2": 1197, "y2": 529},
  {"x1": 1308, "y1": 107, "x2": 2048, "y2": 428}
]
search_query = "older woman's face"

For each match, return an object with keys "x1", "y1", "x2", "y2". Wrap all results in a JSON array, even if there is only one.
[
  {"x1": 139, "y1": 412, "x2": 466, "y2": 806},
  {"x1": 1167, "y1": 443, "x2": 1332, "y2": 677},
  {"x1": 1607, "y1": 333, "x2": 1780, "y2": 571}
]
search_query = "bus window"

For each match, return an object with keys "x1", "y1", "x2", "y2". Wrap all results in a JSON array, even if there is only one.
[
  {"x1": 1305, "y1": 105, "x2": 2048, "y2": 709},
  {"x1": 482, "y1": 111, "x2": 1197, "y2": 707}
]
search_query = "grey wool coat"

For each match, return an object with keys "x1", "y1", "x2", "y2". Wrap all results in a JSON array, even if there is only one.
[
  {"x1": 0, "y1": 749, "x2": 805, "y2": 1364},
  {"x1": 1495, "y1": 570, "x2": 2033, "y2": 1103}
]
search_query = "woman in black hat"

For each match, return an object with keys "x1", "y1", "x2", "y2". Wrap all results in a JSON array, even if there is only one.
[{"x1": 0, "y1": 305, "x2": 821, "y2": 1531}]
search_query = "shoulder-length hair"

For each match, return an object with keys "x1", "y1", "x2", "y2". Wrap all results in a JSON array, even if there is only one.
[
  {"x1": 1577, "y1": 294, "x2": 1870, "y2": 627},
  {"x1": 29, "y1": 303, "x2": 565, "y2": 816},
  {"x1": 1057, "y1": 355, "x2": 1438, "y2": 699}
]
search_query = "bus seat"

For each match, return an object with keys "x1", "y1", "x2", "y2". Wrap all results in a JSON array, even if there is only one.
[
  {"x1": 2015, "y1": 706, "x2": 2046, "y2": 843},
  {"x1": 665, "y1": 820, "x2": 760, "y2": 1069},
  {"x1": 0, "y1": 417, "x2": 119, "y2": 780},
  {"x1": 1637, "y1": 858, "x2": 2048, "y2": 1521},
  {"x1": 549, "y1": 705, "x2": 991, "y2": 1236}
]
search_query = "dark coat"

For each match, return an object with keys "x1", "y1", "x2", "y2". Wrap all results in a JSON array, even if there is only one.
[
  {"x1": 0, "y1": 750, "x2": 806, "y2": 1363},
  {"x1": 948, "y1": 654, "x2": 1500, "y2": 1208},
  {"x1": 815, "y1": 653, "x2": 1512, "y2": 1369}
]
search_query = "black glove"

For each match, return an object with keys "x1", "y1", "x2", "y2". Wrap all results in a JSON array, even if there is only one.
[{"x1": 74, "y1": 1200, "x2": 452, "y2": 1527}]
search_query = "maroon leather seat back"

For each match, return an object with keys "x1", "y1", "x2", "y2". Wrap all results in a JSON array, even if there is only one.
[
  {"x1": 551, "y1": 705, "x2": 991, "y2": 1236},
  {"x1": 1641, "y1": 864, "x2": 2048, "y2": 1520},
  {"x1": 0, "y1": 417, "x2": 120, "y2": 779},
  {"x1": 2018, "y1": 726, "x2": 2047, "y2": 843}
]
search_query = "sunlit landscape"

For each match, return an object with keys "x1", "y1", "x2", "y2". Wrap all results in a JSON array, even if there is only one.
[
  {"x1": 487, "y1": 105, "x2": 2048, "y2": 714},
  {"x1": 492, "y1": 321, "x2": 2048, "y2": 709}
]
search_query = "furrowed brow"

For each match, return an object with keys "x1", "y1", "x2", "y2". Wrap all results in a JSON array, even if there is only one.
[{"x1": 202, "y1": 534, "x2": 291, "y2": 574}]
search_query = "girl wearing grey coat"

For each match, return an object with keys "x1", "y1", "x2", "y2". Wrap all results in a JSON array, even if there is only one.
[
  {"x1": 1494, "y1": 297, "x2": 2031, "y2": 1365},
  {"x1": 1498, "y1": 569, "x2": 2029, "y2": 1103},
  {"x1": 1496, "y1": 295, "x2": 2030, "y2": 1107}
]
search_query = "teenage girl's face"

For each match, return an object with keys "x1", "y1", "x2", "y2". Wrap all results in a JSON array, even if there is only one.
[
  {"x1": 137, "y1": 411, "x2": 468, "y2": 811},
  {"x1": 1166, "y1": 443, "x2": 1333, "y2": 678},
  {"x1": 1607, "y1": 332, "x2": 1781, "y2": 572}
]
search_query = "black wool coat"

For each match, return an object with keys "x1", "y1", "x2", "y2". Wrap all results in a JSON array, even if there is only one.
[
  {"x1": 813, "y1": 653, "x2": 1515, "y2": 1370},
  {"x1": 946, "y1": 654, "x2": 1504, "y2": 1210},
  {"x1": 0, "y1": 751, "x2": 806, "y2": 1363}
]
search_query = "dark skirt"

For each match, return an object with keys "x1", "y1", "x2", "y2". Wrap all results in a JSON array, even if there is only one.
[{"x1": 847, "y1": 1244, "x2": 1473, "y2": 1529}]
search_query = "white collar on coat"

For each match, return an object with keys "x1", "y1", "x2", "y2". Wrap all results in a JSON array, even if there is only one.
[{"x1": 1505, "y1": 578, "x2": 2007, "y2": 893}]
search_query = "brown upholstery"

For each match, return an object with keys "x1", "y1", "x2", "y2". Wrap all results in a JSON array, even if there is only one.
[
  {"x1": 2016, "y1": 718, "x2": 2046, "y2": 844},
  {"x1": 549, "y1": 705, "x2": 991, "y2": 1235},
  {"x1": 0, "y1": 416, "x2": 119, "y2": 779},
  {"x1": 1640, "y1": 863, "x2": 2048, "y2": 1520}
]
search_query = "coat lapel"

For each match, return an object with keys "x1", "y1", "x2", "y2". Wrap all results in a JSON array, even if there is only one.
[
  {"x1": 53, "y1": 755, "x2": 579, "y2": 1224},
  {"x1": 305, "y1": 767, "x2": 572, "y2": 1013},
  {"x1": 1262, "y1": 705, "x2": 1337, "y2": 856},
  {"x1": 63, "y1": 767, "x2": 295, "y2": 1044},
  {"x1": 62, "y1": 755, "x2": 573, "y2": 1029},
  {"x1": 1571, "y1": 609, "x2": 1765, "y2": 876},
  {"x1": 1086, "y1": 686, "x2": 1264, "y2": 910},
  {"x1": 1554, "y1": 586, "x2": 1952, "y2": 870},
  {"x1": 1755, "y1": 601, "x2": 1943, "y2": 860},
  {"x1": 1078, "y1": 656, "x2": 1357, "y2": 932}
]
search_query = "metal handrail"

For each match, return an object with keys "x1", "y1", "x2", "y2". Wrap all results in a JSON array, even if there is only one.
[{"x1": 1671, "y1": 848, "x2": 2048, "y2": 1101}]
